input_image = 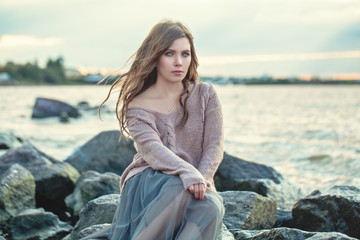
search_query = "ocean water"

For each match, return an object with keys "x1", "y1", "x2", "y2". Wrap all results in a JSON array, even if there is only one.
[{"x1": 1, "y1": 84, "x2": 359, "y2": 194}]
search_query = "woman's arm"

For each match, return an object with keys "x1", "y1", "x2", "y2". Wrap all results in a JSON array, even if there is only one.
[
  {"x1": 127, "y1": 113, "x2": 206, "y2": 189},
  {"x1": 197, "y1": 85, "x2": 224, "y2": 186}
]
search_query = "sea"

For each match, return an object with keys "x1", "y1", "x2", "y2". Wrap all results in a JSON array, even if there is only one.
[{"x1": 1, "y1": 84, "x2": 359, "y2": 195}]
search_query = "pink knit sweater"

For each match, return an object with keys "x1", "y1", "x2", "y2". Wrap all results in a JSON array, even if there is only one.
[{"x1": 119, "y1": 81, "x2": 224, "y2": 192}]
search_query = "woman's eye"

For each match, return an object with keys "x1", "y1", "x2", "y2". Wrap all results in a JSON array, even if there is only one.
[
  {"x1": 165, "y1": 52, "x2": 173, "y2": 56},
  {"x1": 182, "y1": 52, "x2": 190, "y2": 57}
]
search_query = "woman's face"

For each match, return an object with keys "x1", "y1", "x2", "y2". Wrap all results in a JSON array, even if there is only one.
[{"x1": 156, "y1": 37, "x2": 191, "y2": 84}]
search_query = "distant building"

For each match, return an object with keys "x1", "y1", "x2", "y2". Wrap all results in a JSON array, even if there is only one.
[
  {"x1": 65, "y1": 68, "x2": 82, "y2": 79},
  {"x1": 84, "y1": 73, "x2": 104, "y2": 84},
  {"x1": 0, "y1": 72, "x2": 11, "y2": 82}
]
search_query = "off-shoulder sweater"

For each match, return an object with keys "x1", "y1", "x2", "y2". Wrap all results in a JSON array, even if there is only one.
[{"x1": 119, "y1": 81, "x2": 224, "y2": 192}]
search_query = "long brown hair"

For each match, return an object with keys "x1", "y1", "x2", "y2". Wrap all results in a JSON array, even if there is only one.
[{"x1": 100, "y1": 19, "x2": 199, "y2": 139}]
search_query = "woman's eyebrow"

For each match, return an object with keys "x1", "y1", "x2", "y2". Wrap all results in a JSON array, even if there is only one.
[{"x1": 167, "y1": 48, "x2": 191, "y2": 52}]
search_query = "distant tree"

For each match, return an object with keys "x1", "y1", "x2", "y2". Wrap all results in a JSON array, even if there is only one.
[{"x1": 44, "y1": 56, "x2": 67, "y2": 84}]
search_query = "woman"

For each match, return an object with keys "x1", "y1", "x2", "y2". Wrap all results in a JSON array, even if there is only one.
[{"x1": 85, "y1": 19, "x2": 225, "y2": 240}]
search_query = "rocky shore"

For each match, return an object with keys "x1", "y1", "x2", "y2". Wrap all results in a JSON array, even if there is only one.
[{"x1": 0, "y1": 130, "x2": 359, "y2": 240}]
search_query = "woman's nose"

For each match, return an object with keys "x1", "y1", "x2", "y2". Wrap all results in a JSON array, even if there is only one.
[{"x1": 174, "y1": 56, "x2": 182, "y2": 66}]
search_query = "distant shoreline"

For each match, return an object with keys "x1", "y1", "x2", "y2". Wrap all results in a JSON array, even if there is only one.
[{"x1": 1, "y1": 79, "x2": 360, "y2": 86}]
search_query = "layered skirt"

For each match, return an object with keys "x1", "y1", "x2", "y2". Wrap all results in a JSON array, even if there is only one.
[{"x1": 82, "y1": 168, "x2": 225, "y2": 240}]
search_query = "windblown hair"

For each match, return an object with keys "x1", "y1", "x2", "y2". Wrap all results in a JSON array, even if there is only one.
[{"x1": 100, "y1": 19, "x2": 199, "y2": 139}]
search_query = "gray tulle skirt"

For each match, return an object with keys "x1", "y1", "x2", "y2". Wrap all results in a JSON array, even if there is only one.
[{"x1": 82, "y1": 168, "x2": 225, "y2": 240}]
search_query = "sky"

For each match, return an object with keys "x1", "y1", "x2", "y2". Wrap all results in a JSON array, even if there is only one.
[{"x1": 1, "y1": 0, "x2": 360, "y2": 78}]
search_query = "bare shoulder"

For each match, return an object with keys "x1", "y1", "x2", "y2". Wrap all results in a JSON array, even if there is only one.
[
  {"x1": 128, "y1": 95, "x2": 146, "y2": 108},
  {"x1": 128, "y1": 89, "x2": 153, "y2": 108}
]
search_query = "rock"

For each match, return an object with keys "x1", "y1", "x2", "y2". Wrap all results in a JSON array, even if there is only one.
[
  {"x1": 65, "y1": 171, "x2": 121, "y2": 218},
  {"x1": 10, "y1": 208, "x2": 72, "y2": 240},
  {"x1": 78, "y1": 224, "x2": 111, "y2": 239},
  {"x1": 71, "y1": 194, "x2": 120, "y2": 239},
  {"x1": 77, "y1": 101, "x2": 90, "y2": 108},
  {"x1": 0, "y1": 143, "x2": 58, "y2": 174},
  {"x1": 0, "y1": 132, "x2": 22, "y2": 150},
  {"x1": 231, "y1": 227, "x2": 357, "y2": 240},
  {"x1": 33, "y1": 162, "x2": 80, "y2": 220},
  {"x1": 0, "y1": 143, "x2": 80, "y2": 220},
  {"x1": 274, "y1": 210, "x2": 294, "y2": 228},
  {"x1": 218, "y1": 224, "x2": 235, "y2": 240},
  {"x1": 78, "y1": 223, "x2": 235, "y2": 240},
  {"x1": 32, "y1": 97, "x2": 80, "y2": 119},
  {"x1": 0, "y1": 164, "x2": 35, "y2": 233},
  {"x1": 65, "y1": 130, "x2": 136, "y2": 175},
  {"x1": 292, "y1": 185, "x2": 360, "y2": 239},
  {"x1": 219, "y1": 191, "x2": 277, "y2": 230},
  {"x1": 59, "y1": 112, "x2": 70, "y2": 123},
  {"x1": 215, "y1": 152, "x2": 303, "y2": 210}
]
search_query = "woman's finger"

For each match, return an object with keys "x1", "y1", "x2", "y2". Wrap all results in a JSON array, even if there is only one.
[
  {"x1": 188, "y1": 185, "x2": 194, "y2": 194},
  {"x1": 194, "y1": 184, "x2": 199, "y2": 199},
  {"x1": 199, "y1": 184, "x2": 205, "y2": 200}
]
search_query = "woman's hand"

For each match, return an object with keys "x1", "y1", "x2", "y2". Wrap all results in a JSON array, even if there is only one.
[{"x1": 187, "y1": 183, "x2": 209, "y2": 200}]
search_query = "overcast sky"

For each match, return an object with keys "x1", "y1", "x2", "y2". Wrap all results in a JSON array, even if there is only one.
[{"x1": 1, "y1": 0, "x2": 359, "y2": 77}]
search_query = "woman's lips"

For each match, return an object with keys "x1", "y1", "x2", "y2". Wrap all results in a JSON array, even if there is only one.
[{"x1": 172, "y1": 71, "x2": 183, "y2": 75}]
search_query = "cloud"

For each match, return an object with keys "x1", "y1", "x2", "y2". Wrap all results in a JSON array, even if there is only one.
[
  {"x1": 200, "y1": 50, "x2": 360, "y2": 66},
  {"x1": 0, "y1": 34, "x2": 64, "y2": 48}
]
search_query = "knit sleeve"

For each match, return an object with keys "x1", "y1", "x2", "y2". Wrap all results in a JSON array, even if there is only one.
[
  {"x1": 127, "y1": 110, "x2": 205, "y2": 189},
  {"x1": 197, "y1": 84, "x2": 224, "y2": 186}
]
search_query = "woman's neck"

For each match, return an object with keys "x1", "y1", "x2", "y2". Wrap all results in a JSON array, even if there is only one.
[{"x1": 151, "y1": 81, "x2": 184, "y2": 98}]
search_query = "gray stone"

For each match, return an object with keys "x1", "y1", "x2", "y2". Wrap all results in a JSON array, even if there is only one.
[
  {"x1": 65, "y1": 130, "x2": 136, "y2": 175},
  {"x1": 10, "y1": 208, "x2": 72, "y2": 240},
  {"x1": 78, "y1": 223, "x2": 235, "y2": 240},
  {"x1": 78, "y1": 224, "x2": 111, "y2": 239},
  {"x1": 218, "y1": 224, "x2": 235, "y2": 240},
  {"x1": 0, "y1": 143, "x2": 80, "y2": 219},
  {"x1": 71, "y1": 194, "x2": 120, "y2": 239},
  {"x1": 0, "y1": 132, "x2": 22, "y2": 150},
  {"x1": 215, "y1": 152, "x2": 303, "y2": 210},
  {"x1": 219, "y1": 191, "x2": 277, "y2": 230},
  {"x1": 274, "y1": 210, "x2": 294, "y2": 228},
  {"x1": 0, "y1": 143, "x2": 59, "y2": 175},
  {"x1": 231, "y1": 227, "x2": 357, "y2": 240},
  {"x1": 32, "y1": 97, "x2": 80, "y2": 119},
  {"x1": 0, "y1": 164, "x2": 35, "y2": 233},
  {"x1": 292, "y1": 185, "x2": 360, "y2": 239},
  {"x1": 65, "y1": 171, "x2": 121, "y2": 218}
]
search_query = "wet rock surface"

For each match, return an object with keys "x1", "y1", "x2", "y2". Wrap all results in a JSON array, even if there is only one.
[
  {"x1": 32, "y1": 97, "x2": 80, "y2": 119},
  {"x1": 10, "y1": 208, "x2": 72, "y2": 240},
  {"x1": 292, "y1": 185, "x2": 360, "y2": 239},
  {"x1": 220, "y1": 191, "x2": 277, "y2": 230},
  {"x1": 215, "y1": 152, "x2": 303, "y2": 210},
  {"x1": 65, "y1": 170, "x2": 121, "y2": 218},
  {"x1": 65, "y1": 130, "x2": 136, "y2": 175}
]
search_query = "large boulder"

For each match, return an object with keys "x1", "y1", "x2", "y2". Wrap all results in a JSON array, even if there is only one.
[
  {"x1": 0, "y1": 164, "x2": 35, "y2": 233},
  {"x1": 31, "y1": 97, "x2": 80, "y2": 119},
  {"x1": 65, "y1": 171, "x2": 121, "y2": 218},
  {"x1": 78, "y1": 223, "x2": 235, "y2": 240},
  {"x1": 65, "y1": 130, "x2": 136, "y2": 175},
  {"x1": 0, "y1": 131, "x2": 22, "y2": 150},
  {"x1": 78, "y1": 224, "x2": 111, "y2": 239},
  {"x1": 0, "y1": 143, "x2": 58, "y2": 174},
  {"x1": 231, "y1": 227, "x2": 357, "y2": 240},
  {"x1": 292, "y1": 185, "x2": 360, "y2": 239},
  {"x1": 215, "y1": 152, "x2": 303, "y2": 210},
  {"x1": 219, "y1": 191, "x2": 277, "y2": 230},
  {"x1": 10, "y1": 208, "x2": 72, "y2": 240},
  {"x1": 0, "y1": 143, "x2": 80, "y2": 219},
  {"x1": 273, "y1": 210, "x2": 294, "y2": 228},
  {"x1": 71, "y1": 194, "x2": 120, "y2": 239}
]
